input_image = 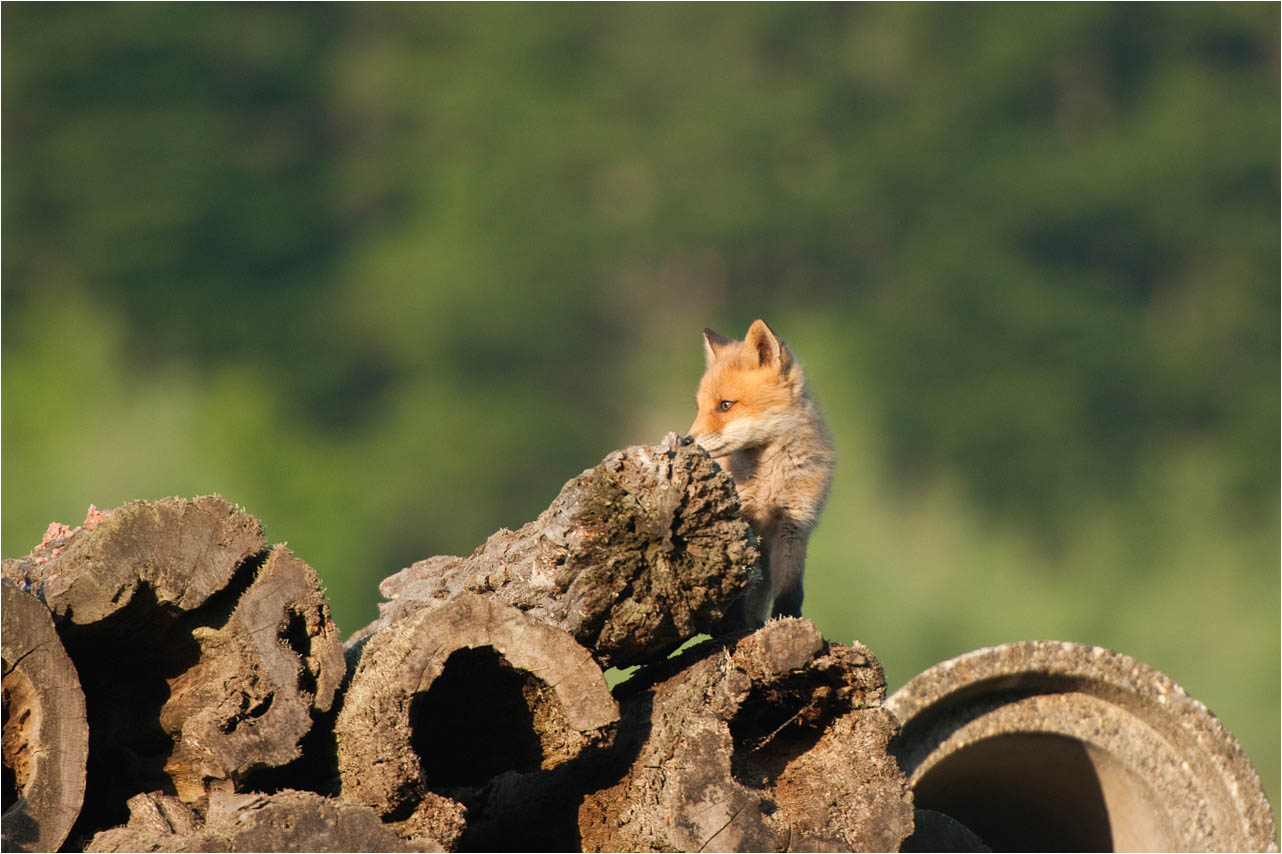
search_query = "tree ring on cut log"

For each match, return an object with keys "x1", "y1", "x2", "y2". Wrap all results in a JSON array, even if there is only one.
[
  {"x1": 336, "y1": 593, "x2": 619, "y2": 841},
  {"x1": 2, "y1": 580, "x2": 89, "y2": 854}
]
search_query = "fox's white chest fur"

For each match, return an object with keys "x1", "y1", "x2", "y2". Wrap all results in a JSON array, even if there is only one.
[{"x1": 723, "y1": 398, "x2": 833, "y2": 532}]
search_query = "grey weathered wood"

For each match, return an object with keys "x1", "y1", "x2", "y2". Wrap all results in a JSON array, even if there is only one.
[
  {"x1": 348, "y1": 433, "x2": 758, "y2": 668},
  {"x1": 336, "y1": 593, "x2": 619, "y2": 849},
  {"x1": 578, "y1": 618, "x2": 915, "y2": 852},
  {"x1": 2, "y1": 580, "x2": 89, "y2": 853}
]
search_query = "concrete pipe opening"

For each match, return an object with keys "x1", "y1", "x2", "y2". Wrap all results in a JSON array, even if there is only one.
[{"x1": 887, "y1": 641, "x2": 1277, "y2": 852}]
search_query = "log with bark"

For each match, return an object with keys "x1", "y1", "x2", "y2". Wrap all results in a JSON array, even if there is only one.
[{"x1": 348, "y1": 433, "x2": 759, "y2": 668}]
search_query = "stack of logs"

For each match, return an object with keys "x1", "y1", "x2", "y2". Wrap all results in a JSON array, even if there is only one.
[{"x1": 3, "y1": 434, "x2": 919, "y2": 852}]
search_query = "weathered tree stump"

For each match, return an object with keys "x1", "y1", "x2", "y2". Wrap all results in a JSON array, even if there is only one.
[
  {"x1": 2, "y1": 581, "x2": 90, "y2": 853},
  {"x1": 578, "y1": 619, "x2": 915, "y2": 852},
  {"x1": 85, "y1": 789, "x2": 438, "y2": 852},
  {"x1": 349, "y1": 433, "x2": 758, "y2": 668},
  {"x1": 336, "y1": 593, "x2": 619, "y2": 849}
]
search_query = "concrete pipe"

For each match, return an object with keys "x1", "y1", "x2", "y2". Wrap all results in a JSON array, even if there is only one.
[{"x1": 887, "y1": 641, "x2": 1277, "y2": 852}]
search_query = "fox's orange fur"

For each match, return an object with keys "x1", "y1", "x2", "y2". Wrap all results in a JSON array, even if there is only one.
[{"x1": 683, "y1": 318, "x2": 834, "y2": 626}]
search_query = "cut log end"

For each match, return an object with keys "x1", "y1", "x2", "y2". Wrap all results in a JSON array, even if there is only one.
[
  {"x1": 337, "y1": 594, "x2": 618, "y2": 847},
  {"x1": 2, "y1": 496, "x2": 266, "y2": 626},
  {"x1": 2, "y1": 581, "x2": 89, "y2": 854}
]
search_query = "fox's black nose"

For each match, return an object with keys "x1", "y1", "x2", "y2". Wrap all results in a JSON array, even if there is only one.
[{"x1": 680, "y1": 435, "x2": 695, "y2": 446}]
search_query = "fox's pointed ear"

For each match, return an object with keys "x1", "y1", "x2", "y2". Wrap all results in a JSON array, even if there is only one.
[
  {"x1": 744, "y1": 318, "x2": 786, "y2": 369},
  {"x1": 703, "y1": 328, "x2": 736, "y2": 366}
]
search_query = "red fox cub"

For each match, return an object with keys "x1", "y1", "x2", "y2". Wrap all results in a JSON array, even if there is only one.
[{"x1": 682, "y1": 318, "x2": 835, "y2": 627}]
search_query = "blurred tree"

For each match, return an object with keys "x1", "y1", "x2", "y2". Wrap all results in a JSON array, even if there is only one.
[{"x1": 3, "y1": 1, "x2": 1277, "y2": 803}]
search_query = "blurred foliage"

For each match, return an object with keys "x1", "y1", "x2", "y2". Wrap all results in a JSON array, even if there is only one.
[{"x1": 3, "y1": 3, "x2": 1277, "y2": 809}]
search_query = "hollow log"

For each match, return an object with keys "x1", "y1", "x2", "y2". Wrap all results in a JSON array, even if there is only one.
[
  {"x1": 336, "y1": 593, "x2": 619, "y2": 849},
  {"x1": 4, "y1": 500, "x2": 344, "y2": 843},
  {"x1": 2, "y1": 496, "x2": 266, "y2": 626},
  {"x1": 577, "y1": 618, "x2": 915, "y2": 852},
  {"x1": 348, "y1": 433, "x2": 758, "y2": 668},
  {"x1": 85, "y1": 789, "x2": 439, "y2": 852},
  {"x1": 2, "y1": 581, "x2": 89, "y2": 853}
]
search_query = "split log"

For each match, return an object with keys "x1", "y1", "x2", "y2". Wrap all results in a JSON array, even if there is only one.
[
  {"x1": 336, "y1": 593, "x2": 619, "y2": 849},
  {"x1": 2, "y1": 581, "x2": 89, "y2": 853},
  {"x1": 577, "y1": 618, "x2": 915, "y2": 852},
  {"x1": 85, "y1": 789, "x2": 439, "y2": 852},
  {"x1": 159, "y1": 545, "x2": 346, "y2": 802},
  {"x1": 349, "y1": 433, "x2": 758, "y2": 668}
]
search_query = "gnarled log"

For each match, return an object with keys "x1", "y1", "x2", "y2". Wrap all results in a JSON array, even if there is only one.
[
  {"x1": 2, "y1": 581, "x2": 89, "y2": 853},
  {"x1": 578, "y1": 619, "x2": 915, "y2": 852},
  {"x1": 349, "y1": 433, "x2": 758, "y2": 668}
]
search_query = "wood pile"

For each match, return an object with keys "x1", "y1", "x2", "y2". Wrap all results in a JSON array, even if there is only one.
[{"x1": 2, "y1": 434, "x2": 915, "y2": 852}]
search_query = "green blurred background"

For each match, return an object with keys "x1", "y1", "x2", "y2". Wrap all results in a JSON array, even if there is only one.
[{"x1": 4, "y1": 3, "x2": 1277, "y2": 809}]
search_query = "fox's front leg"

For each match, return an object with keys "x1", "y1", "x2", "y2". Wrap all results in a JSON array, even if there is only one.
[
  {"x1": 767, "y1": 522, "x2": 808, "y2": 619},
  {"x1": 743, "y1": 521, "x2": 808, "y2": 625}
]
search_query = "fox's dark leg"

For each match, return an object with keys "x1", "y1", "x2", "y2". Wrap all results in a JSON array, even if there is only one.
[
  {"x1": 768, "y1": 524, "x2": 808, "y2": 619},
  {"x1": 717, "y1": 592, "x2": 752, "y2": 633},
  {"x1": 741, "y1": 536, "x2": 773, "y2": 628}
]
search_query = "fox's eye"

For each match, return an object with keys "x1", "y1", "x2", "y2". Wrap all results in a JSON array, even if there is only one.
[{"x1": 718, "y1": 400, "x2": 736, "y2": 412}]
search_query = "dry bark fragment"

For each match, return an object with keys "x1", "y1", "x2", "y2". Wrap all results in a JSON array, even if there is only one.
[
  {"x1": 1, "y1": 580, "x2": 89, "y2": 853},
  {"x1": 85, "y1": 789, "x2": 439, "y2": 852},
  {"x1": 578, "y1": 618, "x2": 914, "y2": 852},
  {"x1": 349, "y1": 433, "x2": 758, "y2": 668}
]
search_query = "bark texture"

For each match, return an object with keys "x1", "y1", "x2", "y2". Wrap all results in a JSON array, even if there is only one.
[
  {"x1": 349, "y1": 433, "x2": 758, "y2": 668},
  {"x1": 85, "y1": 789, "x2": 438, "y2": 852},
  {"x1": 2, "y1": 581, "x2": 90, "y2": 853},
  {"x1": 578, "y1": 618, "x2": 915, "y2": 852}
]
